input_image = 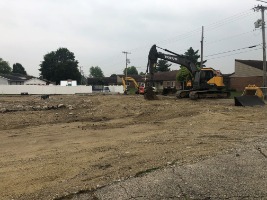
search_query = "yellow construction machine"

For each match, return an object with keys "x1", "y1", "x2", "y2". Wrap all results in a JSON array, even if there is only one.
[
  {"x1": 121, "y1": 77, "x2": 145, "y2": 94},
  {"x1": 145, "y1": 44, "x2": 230, "y2": 100},
  {"x1": 235, "y1": 85, "x2": 265, "y2": 106},
  {"x1": 242, "y1": 84, "x2": 264, "y2": 99}
]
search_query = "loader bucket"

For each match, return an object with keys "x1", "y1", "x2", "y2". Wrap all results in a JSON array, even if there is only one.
[
  {"x1": 234, "y1": 95, "x2": 265, "y2": 107},
  {"x1": 144, "y1": 86, "x2": 158, "y2": 100}
]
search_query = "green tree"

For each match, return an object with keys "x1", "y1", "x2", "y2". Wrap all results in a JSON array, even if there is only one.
[
  {"x1": 13, "y1": 63, "x2": 27, "y2": 75},
  {"x1": 139, "y1": 71, "x2": 145, "y2": 75},
  {"x1": 39, "y1": 48, "x2": 81, "y2": 84},
  {"x1": 89, "y1": 66, "x2": 104, "y2": 78},
  {"x1": 184, "y1": 47, "x2": 200, "y2": 64},
  {"x1": 110, "y1": 74, "x2": 117, "y2": 77},
  {"x1": 176, "y1": 47, "x2": 200, "y2": 85},
  {"x1": 176, "y1": 66, "x2": 192, "y2": 82},
  {"x1": 0, "y1": 58, "x2": 12, "y2": 74},
  {"x1": 156, "y1": 60, "x2": 171, "y2": 72},
  {"x1": 124, "y1": 66, "x2": 138, "y2": 75}
]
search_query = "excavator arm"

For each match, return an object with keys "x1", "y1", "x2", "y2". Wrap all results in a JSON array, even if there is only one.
[{"x1": 146, "y1": 45, "x2": 198, "y2": 86}]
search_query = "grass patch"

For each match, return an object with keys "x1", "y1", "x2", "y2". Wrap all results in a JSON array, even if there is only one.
[
  {"x1": 230, "y1": 91, "x2": 242, "y2": 99},
  {"x1": 127, "y1": 88, "x2": 138, "y2": 95}
]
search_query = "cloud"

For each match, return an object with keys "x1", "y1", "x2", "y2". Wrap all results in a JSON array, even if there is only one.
[{"x1": 0, "y1": 0, "x2": 262, "y2": 77}]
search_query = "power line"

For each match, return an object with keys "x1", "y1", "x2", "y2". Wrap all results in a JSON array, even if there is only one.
[
  {"x1": 206, "y1": 47, "x2": 261, "y2": 60},
  {"x1": 204, "y1": 9, "x2": 256, "y2": 32},
  {"x1": 205, "y1": 44, "x2": 261, "y2": 58},
  {"x1": 204, "y1": 30, "x2": 258, "y2": 45},
  {"x1": 94, "y1": 7, "x2": 259, "y2": 75},
  {"x1": 127, "y1": 9, "x2": 255, "y2": 54}
]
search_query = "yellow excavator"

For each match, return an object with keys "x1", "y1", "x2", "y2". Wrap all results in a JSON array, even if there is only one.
[
  {"x1": 121, "y1": 77, "x2": 145, "y2": 94},
  {"x1": 145, "y1": 45, "x2": 230, "y2": 100}
]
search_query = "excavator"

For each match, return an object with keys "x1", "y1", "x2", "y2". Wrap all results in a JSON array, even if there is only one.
[
  {"x1": 145, "y1": 44, "x2": 230, "y2": 100},
  {"x1": 121, "y1": 76, "x2": 145, "y2": 94}
]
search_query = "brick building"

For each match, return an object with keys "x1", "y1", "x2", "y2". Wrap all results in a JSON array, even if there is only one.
[{"x1": 230, "y1": 59, "x2": 265, "y2": 91}]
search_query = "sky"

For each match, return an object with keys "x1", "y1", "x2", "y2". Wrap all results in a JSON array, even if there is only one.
[{"x1": 0, "y1": 0, "x2": 264, "y2": 77}]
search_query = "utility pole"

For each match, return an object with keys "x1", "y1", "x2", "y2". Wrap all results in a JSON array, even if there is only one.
[
  {"x1": 200, "y1": 26, "x2": 204, "y2": 68},
  {"x1": 80, "y1": 66, "x2": 83, "y2": 85},
  {"x1": 122, "y1": 51, "x2": 131, "y2": 94},
  {"x1": 254, "y1": 4, "x2": 267, "y2": 99}
]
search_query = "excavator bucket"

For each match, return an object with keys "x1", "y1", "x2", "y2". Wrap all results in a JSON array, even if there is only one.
[
  {"x1": 144, "y1": 86, "x2": 158, "y2": 100},
  {"x1": 243, "y1": 84, "x2": 264, "y2": 99},
  {"x1": 234, "y1": 96, "x2": 265, "y2": 106},
  {"x1": 234, "y1": 85, "x2": 265, "y2": 106}
]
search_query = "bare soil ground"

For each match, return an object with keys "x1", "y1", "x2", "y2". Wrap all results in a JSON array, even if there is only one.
[{"x1": 0, "y1": 94, "x2": 266, "y2": 200}]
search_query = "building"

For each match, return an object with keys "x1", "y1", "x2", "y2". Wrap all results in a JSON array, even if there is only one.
[
  {"x1": 60, "y1": 80, "x2": 77, "y2": 86},
  {"x1": 152, "y1": 70, "x2": 180, "y2": 91},
  {"x1": 87, "y1": 71, "x2": 180, "y2": 93},
  {"x1": 0, "y1": 73, "x2": 47, "y2": 85},
  {"x1": 230, "y1": 59, "x2": 265, "y2": 91}
]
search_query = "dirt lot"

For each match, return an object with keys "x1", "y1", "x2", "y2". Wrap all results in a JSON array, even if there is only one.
[{"x1": 0, "y1": 94, "x2": 266, "y2": 200}]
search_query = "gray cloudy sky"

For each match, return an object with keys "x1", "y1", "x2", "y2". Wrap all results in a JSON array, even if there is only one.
[{"x1": 0, "y1": 0, "x2": 263, "y2": 77}]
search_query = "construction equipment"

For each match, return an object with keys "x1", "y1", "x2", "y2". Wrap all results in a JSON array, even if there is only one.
[
  {"x1": 121, "y1": 76, "x2": 145, "y2": 94},
  {"x1": 234, "y1": 85, "x2": 265, "y2": 106},
  {"x1": 145, "y1": 44, "x2": 230, "y2": 100}
]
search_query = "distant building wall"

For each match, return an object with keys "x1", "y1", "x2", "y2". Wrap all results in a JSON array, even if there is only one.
[
  {"x1": 230, "y1": 76, "x2": 262, "y2": 91},
  {"x1": 25, "y1": 78, "x2": 47, "y2": 85},
  {"x1": 60, "y1": 80, "x2": 77, "y2": 86},
  {"x1": 9, "y1": 81, "x2": 24, "y2": 85},
  {"x1": 233, "y1": 61, "x2": 263, "y2": 77}
]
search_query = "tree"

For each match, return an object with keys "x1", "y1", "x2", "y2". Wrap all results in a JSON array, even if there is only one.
[
  {"x1": 39, "y1": 48, "x2": 81, "y2": 84},
  {"x1": 89, "y1": 66, "x2": 104, "y2": 78},
  {"x1": 139, "y1": 71, "x2": 145, "y2": 75},
  {"x1": 124, "y1": 66, "x2": 138, "y2": 75},
  {"x1": 156, "y1": 60, "x2": 171, "y2": 72},
  {"x1": 0, "y1": 58, "x2": 12, "y2": 74},
  {"x1": 184, "y1": 47, "x2": 200, "y2": 64},
  {"x1": 176, "y1": 47, "x2": 200, "y2": 86},
  {"x1": 176, "y1": 66, "x2": 192, "y2": 82},
  {"x1": 13, "y1": 63, "x2": 27, "y2": 75}
]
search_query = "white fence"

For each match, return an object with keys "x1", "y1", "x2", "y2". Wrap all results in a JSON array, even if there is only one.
[
  {"x1": 0, "y1": 85, "x2": 92, "y2": 95},
  {"x1": 0, "y1": 85, "x2": 124, "y2": 95},
  {"x1": 107, "y1": 85, "x2": 124, "y2": 94}
]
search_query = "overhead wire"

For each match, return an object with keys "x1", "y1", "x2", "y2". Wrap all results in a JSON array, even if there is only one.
[
  {"x1": 93, "y1": 7, "x2": 260, "y2": 75},
  {"x1": 127, "y1": 9, "x2": 256, "y2": 53},
  {"x1": 206, "y1": 47, "x2": 262, "y2": 61},
  {"x1": 205, "y1": 44, "x2": 262, "y2": 58},
  {"x1": 204, "y1": 30, "x2": 258, "y2": 46},
  {"x1": 204, "y1": 9, "x2": 256, "y2": 32}
]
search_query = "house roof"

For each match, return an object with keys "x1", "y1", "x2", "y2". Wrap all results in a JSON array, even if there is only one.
[
  {"x1": 118, "y1": 71, "x2": 179, "y2": 82},
  {"x1": 235, "y1": 59, "x2": 264, "y2": 71},
  {"x1": 117, "y1": 74, "x2": 144, "y2": 82},
  {"x1": 0, "y1": 73, "x2": 34, "y2": 81},
  {"x1": 153, "y1": 70, "x2": 179, "y2": 81}
]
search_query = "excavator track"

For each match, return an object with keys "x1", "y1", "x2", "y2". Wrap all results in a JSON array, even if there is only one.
[{"x1": 189, "y1": 90, "x2": 230, "y2": 100}]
